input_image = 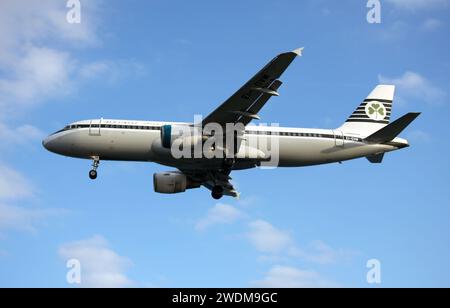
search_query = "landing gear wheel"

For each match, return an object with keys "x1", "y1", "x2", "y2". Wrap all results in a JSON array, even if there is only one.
[
  {"x1": 89, "y1": 169, "x2": 98, "y2": 180},
  {"x1": 211, "y1": 186, "x2": 224, "y2": 200}
]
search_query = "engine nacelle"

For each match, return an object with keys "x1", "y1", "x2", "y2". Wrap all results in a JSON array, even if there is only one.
[{"x1": 153, "y1": 172, "x2": 200, "y2": 194}]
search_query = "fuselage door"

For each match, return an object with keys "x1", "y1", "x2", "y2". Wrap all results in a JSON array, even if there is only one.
[
  {"x1": 334, "y1": 130, "x2": 344, "y2": 147},
  {"x1": 89, "y1": 118, "x2": 102, "y2": 136}
]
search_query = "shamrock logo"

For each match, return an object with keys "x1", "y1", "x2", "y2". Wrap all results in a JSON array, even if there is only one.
[{"x1": 365, "y1": 102, "x2": 386, "y2": 121}]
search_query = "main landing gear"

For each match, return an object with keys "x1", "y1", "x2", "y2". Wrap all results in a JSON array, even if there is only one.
[
  {"x1": 210, "y1": 159, "x2": 235, "y2": 200},
  {"x1": 211, "y1": 185, "x2": 224, "y2": 200},
  {"x1": 89, "y1": 156, "x2": 100, "y2": 180}
]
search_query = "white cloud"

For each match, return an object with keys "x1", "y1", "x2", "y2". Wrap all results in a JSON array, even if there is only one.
[
  {"x1": 0, "y1": 203, "x2": 62, "y2": 234},
  {"x1": 79, "y1": 61, "x2": 112, "y2": 79},
  {"x1": 78, "y1": 60, "x2": 146, "y2": 84},
  {"x1": 194, "y1": 206, "x2": 353, "y2": 287},
  {"x1": 376, "y1": 18, "x2": 444, "y2": 41},
  {"x1": 385, "y1": 0, "x2": 450, "y2": 11},
  {"x1": 379, "y1": 71, "x2": 445, "y2": 105},
  {"x1": 251, "y1": 265, "x2": 338, "y2": 288},
  {"x1": 0, "y1": 0, "x2": 100, "y2": 67},
  {"x1": 0, "y1": 0, "x2": 141, "y2": 114},
  {"x1": 377, "y1": 20, "x2": 409, "y2": 41},
  {"x1": 195, "y1": 204, "x2": 244, "y2": 231},
  {"x1": 14, "y1": 125, "x2": 45, "y2": 140},
  {"x1": 236, "y1": 195, "x2": 260, "y2": 208},
  {"x1": 193, "y1": 209, "x2": 352, "y2": 287},
  {"x1": 0, "y1": 0, "x2": 99, "y2": 63},
  {"x1": 422, "y1": 18, "x2": 443, "y2": 31},
  {"x1": 0, "y1": 163, "x2": 34, "y2": 200},
  {"x1": 58, "y1": 235, "x2": 134, "y2": 288},
  {"x1": 0, "y1": 164, "x2": 64, "y2": 235},
  {"x1": 0, "y1": 0, "x2": 145, "y2": 115},
  {"x1": 406, "y1": 129, "x2": 431, "y2": 143},
  {"x1": 0, "y1": 45, "x2": 76, "y2": 113},
  {"x1": 0, "y1": 0, "x2": 98, "y2": 111},
  {"x1": 246, "y1": 220, "x2": 355, "y2": 265},
  {"x1": 290, "y1": 241, "x2": 357, "y2": 265},
  {"x1": 247, "y1": 220, "x2": 293, "y2": 254}
]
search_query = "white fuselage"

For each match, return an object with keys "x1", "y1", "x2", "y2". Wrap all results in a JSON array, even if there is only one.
[{"x1": 43, "y1": 119, "x2": 408, "y2": 171}]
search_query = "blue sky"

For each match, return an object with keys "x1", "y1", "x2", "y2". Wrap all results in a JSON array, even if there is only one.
[{"x1": 0, "y1": 0, "x2": 449, "y2": 287}]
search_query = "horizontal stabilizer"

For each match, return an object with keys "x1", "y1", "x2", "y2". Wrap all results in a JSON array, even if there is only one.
[
  {"x1": 364, "y1": 112, "x2": 421, "y2": 144},
  {"x1": 366, "y1": 153, "x2": 385, "y2": 164}
]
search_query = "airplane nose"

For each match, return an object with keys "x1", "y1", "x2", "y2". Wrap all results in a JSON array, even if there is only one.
[
  {"x1": 42, "y1": 134, "x2": 69, "y2": 155},
  {"x1": 42, "y1": 137, "x2": 50, "y2": 151},
  {"x1": 42, "y1": 136, "x2": 57, "y2": 152}
]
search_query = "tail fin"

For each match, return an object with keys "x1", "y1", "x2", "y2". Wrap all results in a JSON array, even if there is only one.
[
  {"x1": 339, "y1": 85, "x2": 395, "y2": 136},
  {"x1": 364, "y1": 112, "x2": 421, "y2": 144}
]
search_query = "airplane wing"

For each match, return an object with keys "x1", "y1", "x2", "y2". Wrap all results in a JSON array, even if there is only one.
[
  {"x1": 202, "y1": 48, "x2": 304, "y2": 127},
  {"x1": 179, "y1": 49, "x2": 303, "y2": 199}
]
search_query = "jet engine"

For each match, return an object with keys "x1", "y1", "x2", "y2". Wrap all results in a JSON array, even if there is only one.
[{"x1": 153, "y1": 172, "x2": 201, "y2": 194}]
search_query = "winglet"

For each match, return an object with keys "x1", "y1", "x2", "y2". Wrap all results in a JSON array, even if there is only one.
[{"x1": 292, "y1": 47, "x2": 304, "y2": 56}]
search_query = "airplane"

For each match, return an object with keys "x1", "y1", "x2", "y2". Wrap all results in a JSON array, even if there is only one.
[{"x1": 43, "y1": 48, "x2": 420, "y2": 200}]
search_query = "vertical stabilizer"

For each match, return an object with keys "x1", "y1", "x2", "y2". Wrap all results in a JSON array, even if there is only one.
[{"x1": 339, "y1": 85, "x2": 395, "y2": 136}]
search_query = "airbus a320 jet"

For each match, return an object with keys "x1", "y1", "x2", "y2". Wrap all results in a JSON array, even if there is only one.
[{"x1": 43, "y1": 48, "x2": 420, "y2": 199}]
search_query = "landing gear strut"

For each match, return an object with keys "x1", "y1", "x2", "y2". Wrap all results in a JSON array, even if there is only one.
[
  {"x1": 89, "y1": 156, "x2": 100, "y2": 180},
  {"x1": 211, "y1": 185, "x2": 224, "y2": 200},
  {"x1": 222, "y1": 158, "x2": 235, "y2": 175}
]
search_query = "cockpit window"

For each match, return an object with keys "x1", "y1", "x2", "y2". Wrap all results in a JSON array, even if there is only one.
[{"x1": 51, "y1": 125, "x2": 72, "y2": 136}]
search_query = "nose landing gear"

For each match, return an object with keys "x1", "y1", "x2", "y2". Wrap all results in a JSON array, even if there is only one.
[{"x1": 89, "y1": 156, "x2": 100, "y2": 180}]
